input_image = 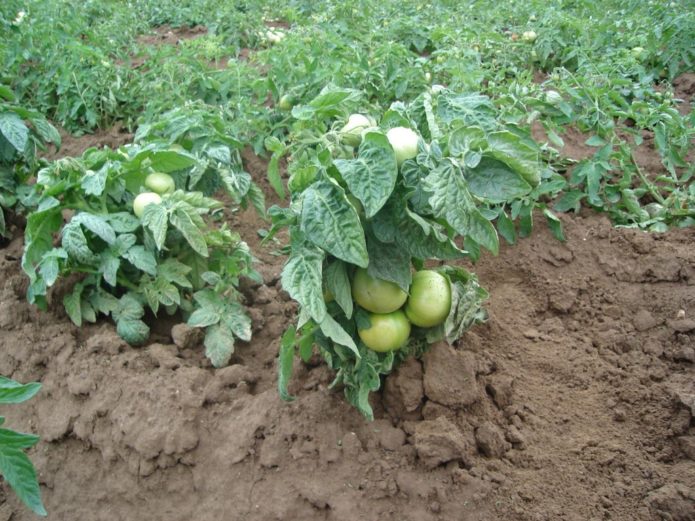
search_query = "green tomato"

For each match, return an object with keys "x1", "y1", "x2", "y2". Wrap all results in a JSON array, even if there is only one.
[
  {"x1": 521, "y1": 30, "x2": 537, "y2": 43},
  {"x1": 340, "y1": 114, "x2": 372, "y2": 147},
  {"x1": 278, "y1": 95, "x2": 295, "y2": 111},
  {"x1": 358, "y1": 310, "x2": 411, "y2": 352},
  {"x1": 631, "y1": 46, "x2": 644, "y2": 59},
  {"x1": 133, "y1": 192, "x2": 162, "y2": 218},
  {"x1": 386, "y1": 127, "x2": 419, "y2": 166},
  {"x1": 145, "y1": 172, "x2": 175, "y2": 195},
  {"x1": 352, "y1": 268, "x2": 408, "y2": 314},
  {"x1": 545, "y1": 90, "x2": 563, "y2": 105},
  {"x1": 404, "y1": 270, "x2": 452, "y2": 328}
]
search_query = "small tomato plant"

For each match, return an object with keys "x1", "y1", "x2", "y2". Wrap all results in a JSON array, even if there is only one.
[
  {"x1": 22, "y1": 141, "x2": 260, "y2": 367},
  {"x1": 272, "y1": 88, "x2": 565, "y2": 419}
]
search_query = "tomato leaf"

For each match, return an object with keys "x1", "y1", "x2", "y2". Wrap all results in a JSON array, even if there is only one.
[
  {"x1": 0, "y1": 431, "x2": 47, "y2": 516},
  {"x1": 0, "y1": 112, "x2": 29, "y2": 153},
  {"x1": 281, "y1": 234, "x2": 326, "y2": 323},
  {"x1": 423, "y1": 160, "x2": 499, "y2": 255},
  {"x1": 324, "y1": 260, "x2": 353, "y2": 319},
  {"x1": 0, "y1": 378, "x2": 41, "y2": 405},
  {"x1": 334, "y1": 132, "x2": 398, "y2": 218},
  {"x1": 486, "y1": 131, "x2": 541, "y2": 187},
  {"x1": 465, "y1": 157, "x2": 532, "y2": 203},
  {"x1": 300, "y1": 180, "x2": 368, "y2": 267}
]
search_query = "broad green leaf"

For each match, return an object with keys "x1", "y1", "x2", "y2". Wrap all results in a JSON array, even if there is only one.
[
  {"x1": 142, "y1": 203, "x2": 168, "y2": 250},
  {"x1": 319, "y1": 313, "x2": 359, "y2": 358},
  {"x1": 466, "y1": 157, "x2": 532, "y2": 203},
  {"x1": 0, "y1": 378, "x2": 41, "y2": 405},
  {"x1": 437, "y1": 93, "x2": 495, "y2": 126},
  {"x1": 333, "y1": 132, "x2": 398, "y2": 218},
  {"x1": 543, "y1": 209, "x2": 566, "y2": 242},
  {"x1": 223, "y1": 307, "x2": 252, "y2": 342},
  {"x1": 553, "y1": 191, "x2": 584, "y2": 213},
  {"x1": 0, "y1": 112, "x2": 28, "y2": 153},
  {"x1": 114, "y1": 293, "x2": 145, "y2": 322},
  {"x1": 38, "y1": 248, "x2": 68, "y2": 287},
  {"x1": 72, "y1": 213, "x2": 116, "y2": 245},
  {"x1": 0, "y1": 434, "x2": 47, "y2": 516},
  {"x1": 365, "y1": 229, "x2": 411, "y2": 292},
  {"x1": 153, "y1": 277, "x2": 180, "y2": 306},
  {"x1": 116, "y1": 318, "x2": 150, "y2": 346},
  {"x1": 113, "y1": 233, "x2": 137, "y2": 255},
  {"x1": 106, "y1": 213, "x2": 140, "y2": 233},
  {"x1": 81, "y1": 168, "x2": 108, "y2": 196},
  {"x1": 22, "y1": 208, "x2": 63, "y2": 287},
  {"x1": 448, "y1": 126, "x2": 486, "y2": 157},
  {"x1": 29, "y1": 116, "x2": 60, "y2": 147},
  {"x1": 423, "y1": 160, "x2": 499, "y2": 255},
  {"x1": 486, "y1": 131, "x2": 541, "y2": 187},
  {"x1": 204, "y1": 324, "x2": 234, "y2": 367},
  {"x1": 267, "y1": 153, "x2": 286, "y2": 199},
  {"x1": 300, "y1": 180, "x2": 368, "y2": 268},
  {"x1": 62, "y1": 222, "x2": 97, "y2": 264},
  {"x1": 281, "y1": 238, "x2": 326, "y2": 323},
  {"x1": 123, "y1": 246, "x2": 157, "y2": 276},
  {"x1": 325, "y1": 260, "x2": 353, "y2": 319},
  {"x1": 170, "y1": 208, "x2": 208, "y2": 257},
  {"x1": 158, "y1": 259, "x2": 192, "y2": 288},
  {"x1": 63, "y1": 286, "x2": 83, "y2": 326},
  {"x1": 0, "y1": 86, "x2": 16, "y2": 101},
  {"x1": 99, "y1": 252, "x2": 120, "y2": 286},
  {"x1": 188, "y1": 308, "x2": 221, "y2": 327},
  {"x1": 497, "y1": 211, "x2": 516, "y2": 245},
  {"x1": 147, "y1": 150, "x2": 197, "y2": 173},
  {"x1": 343, "y1": 358, "x2": 380, "y2": 421}
]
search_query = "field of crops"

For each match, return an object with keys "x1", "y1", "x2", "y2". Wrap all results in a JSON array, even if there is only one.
[{"x1": 1, "y1": 0, "x2": 694, "y2": 519}]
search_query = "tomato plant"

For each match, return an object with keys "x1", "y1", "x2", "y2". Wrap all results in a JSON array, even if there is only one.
[
  {"x1": 22, "y1": 136, "x2": 260, "y2": 367},
  {"x1": 0, "y1": 87, "x2": 60, "y2": 237}
]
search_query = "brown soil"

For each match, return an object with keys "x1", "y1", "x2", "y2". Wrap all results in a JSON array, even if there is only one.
[
  {"x1": 43, "y1": 123, "x2": 134, "y2": 160},
  {"x1": 136, "y1": 25, "x2": 208, "y2": 47},
  {"x1": 2, "y1": 81, "x2": 694, "y2": 521}
]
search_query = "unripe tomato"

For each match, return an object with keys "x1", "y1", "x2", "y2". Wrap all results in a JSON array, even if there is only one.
[
  {"x1": 278, "y1": 95, "x2": 295, "y2": 111},
  {"x1": 352, "y1": 268, "x2": 408, "y2": 314},
  {"x1": 386, "y1": 127, "x2": 419, "y2": 166},
  {"x1": 404, "y1": 270, "x2": 452, "y2": 328},
  {"x1": 133, "y1": 192, "x2": 162, "y2": 218},
  {"x1": 340, "y1": 114, "x2": 372, "y2": 147},
  {"x1": 358, "y1": 310, "x2": 411, "y2": 352},
  {"x1": 145, "y1": 172, "x2": 175, "y2": 195}
]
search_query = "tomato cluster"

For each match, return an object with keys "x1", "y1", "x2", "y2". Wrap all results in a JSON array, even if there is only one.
[{"x1": 351, "y1": 268, "x2": 452, "y2": 352}]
